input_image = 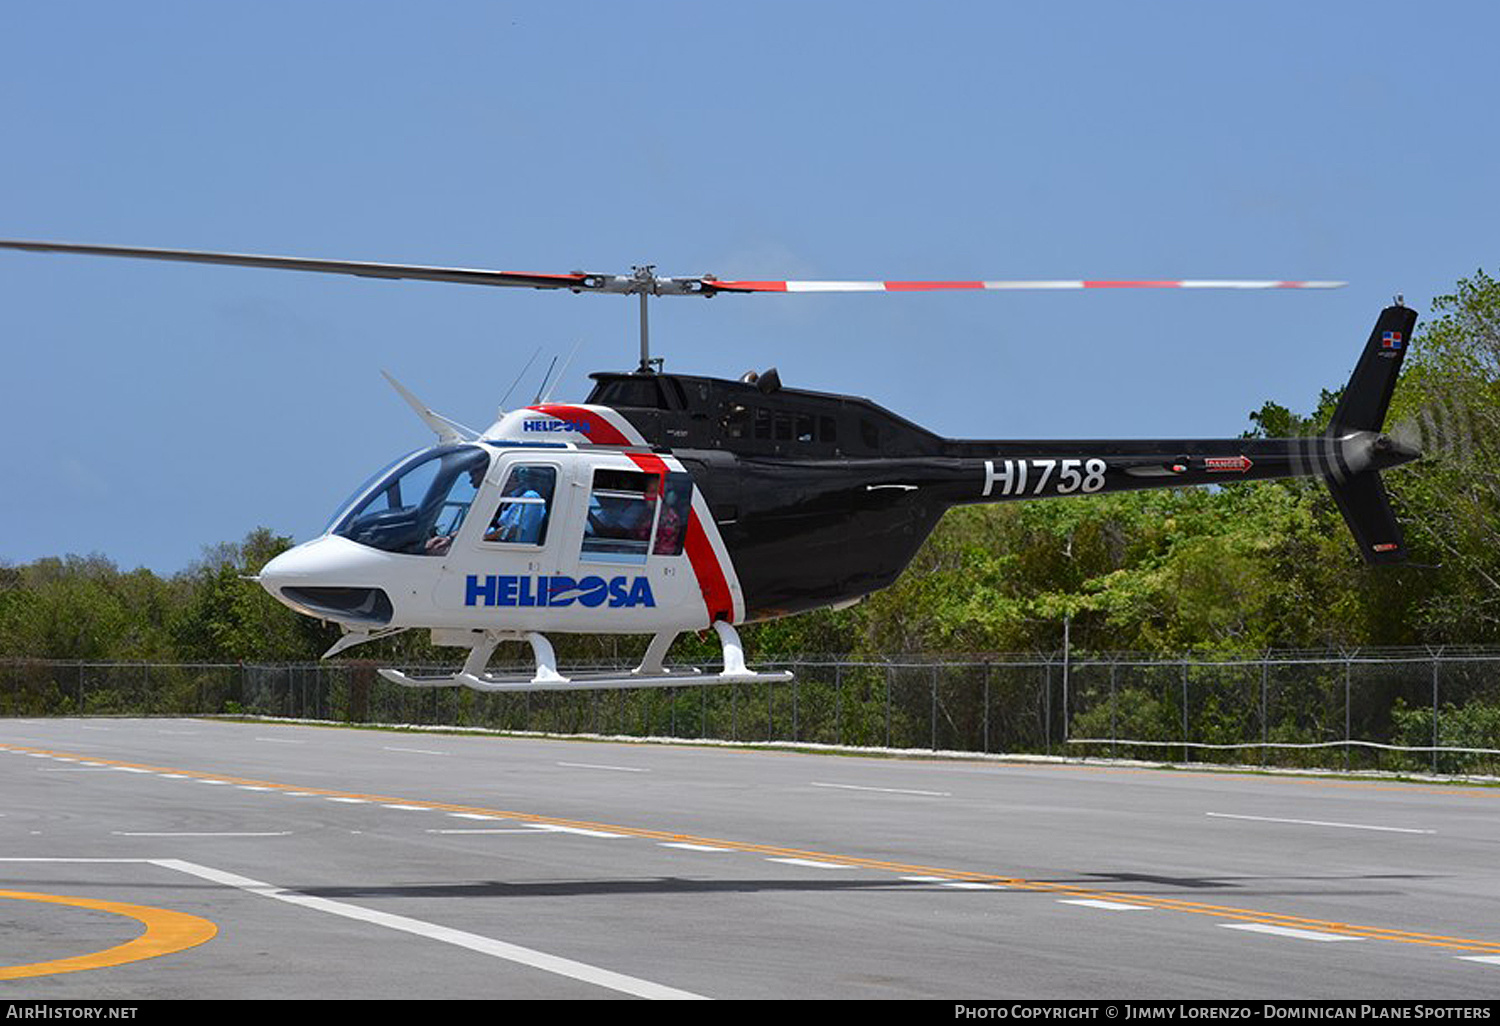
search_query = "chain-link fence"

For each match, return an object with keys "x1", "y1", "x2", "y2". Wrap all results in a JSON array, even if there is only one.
[{"x1": 3, "y1": 649, "x2": 1498, "y2": 776}]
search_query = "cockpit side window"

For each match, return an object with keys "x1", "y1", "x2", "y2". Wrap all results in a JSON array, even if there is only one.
[
  {"x1": 333, "y1": 445, "x2": 490, "y2": 556},
  {"x1": 481, "y1": 465, "x2": 557, "y2": 546}
]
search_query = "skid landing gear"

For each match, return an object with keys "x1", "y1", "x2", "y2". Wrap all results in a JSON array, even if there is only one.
[{"x1": 376, "y1": 622, "x2": 792, "y2": 693}]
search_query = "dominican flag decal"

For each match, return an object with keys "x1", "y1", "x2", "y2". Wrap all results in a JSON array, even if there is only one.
[{"x1": 1382, "y1": 330, "x2": 1404, "y2": 350}]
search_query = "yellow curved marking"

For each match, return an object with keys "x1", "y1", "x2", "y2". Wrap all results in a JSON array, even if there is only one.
[{"x1": 0, "y1": 891, "x2": 217, "y2": 980}]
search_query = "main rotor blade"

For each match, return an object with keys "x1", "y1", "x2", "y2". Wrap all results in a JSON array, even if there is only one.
[
  {"x1": 0, "y1": 239, "x2": 591, "y2": 291},
  {"x1": 0, "y1": 239, "x2": 1346, "y2": 296},
  {"x1": 702, "y1": 278, "x2": 1346, "y2": 293}
]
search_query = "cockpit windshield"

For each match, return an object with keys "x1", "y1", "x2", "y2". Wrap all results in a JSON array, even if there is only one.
[{"x1": 331, "y1": 445, "x2": 490, "y2": 556}]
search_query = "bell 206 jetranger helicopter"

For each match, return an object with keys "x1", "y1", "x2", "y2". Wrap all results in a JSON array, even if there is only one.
[{"x1": 0, "y1": 239, "x2": 1419, "y2": 692}]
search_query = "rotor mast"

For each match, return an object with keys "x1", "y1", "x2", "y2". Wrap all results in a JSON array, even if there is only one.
[{"x1": 632, "y1": 265, "x2": 656, "y2": 374}]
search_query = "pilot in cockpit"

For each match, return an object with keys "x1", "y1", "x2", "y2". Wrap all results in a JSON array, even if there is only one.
[{"x1": 423, "y1": 462, "x2": 488, "y2": 556}]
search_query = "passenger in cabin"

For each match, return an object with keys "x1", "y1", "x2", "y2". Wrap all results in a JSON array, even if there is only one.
[
  {"x1": 489, "y1": 467, "x2": 549, "y2": 543},
  {"x1": 653, "y1": 484, "x2": 686, "y2": 555}
]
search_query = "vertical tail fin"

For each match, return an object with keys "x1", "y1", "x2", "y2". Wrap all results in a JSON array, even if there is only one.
[
  {"x1": 1325, "y1": 303, "x2": 1420, "y2": 563},
  {"x1": 1328, "y1": 304, "x2": 1417, "y2": 433}
]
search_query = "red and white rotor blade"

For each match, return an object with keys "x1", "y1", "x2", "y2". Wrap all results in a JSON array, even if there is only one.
[{"x1": 706, "y1": 278, "x2": 1345, "y2": 293}]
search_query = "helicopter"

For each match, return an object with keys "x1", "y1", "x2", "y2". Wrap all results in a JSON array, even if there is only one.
[{"x1": 0, "y1": 239, "x2": 1419, "y2": 692}]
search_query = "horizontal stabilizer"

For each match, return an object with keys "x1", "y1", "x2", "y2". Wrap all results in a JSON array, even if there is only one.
[{"x1": 1326, "y1": 470, "x2": 1406, "y2": 564}]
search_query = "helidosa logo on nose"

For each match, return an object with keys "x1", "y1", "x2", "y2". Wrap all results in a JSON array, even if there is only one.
[{"x1": 464, "y1": 574, "x2": 655, "y2": 609}]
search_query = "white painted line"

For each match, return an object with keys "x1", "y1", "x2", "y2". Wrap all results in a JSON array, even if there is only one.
[
  {"x1": 110, "y1": 767, "x2": 152, "y2": 774},
  {"x1": 557, "y1": 761, "x2": 647, "y2": 773},
  {"x1": 325, "y1": 797, "x2": 370, "y2": 804},
  {"x1": 810, "y1": 782, "x2": 950, "y2": 797},
  {"x1": 237, "y1": 786, "x2": 276, "y2": 792},
  {"x1": 766, "y1": 857, "x2": 852, "y2": 870},
  {"x1": 384, "y1": 746, "x2": 449, "y2": 756},
  {"x1": 1457, "y1": 956, "x2": 1500, "y2": 967},
  {"x1": 1206, "y1": 812, "x2": 1435, "y2": 835},
  {"x1": 660, "y1": 843, "x2": 732, "y2": 852},
  {"x1": 943, "y1": 881, "x2": 1006, "y2": 891},
  {"x1": 527, "y1": 824, "x2": 627, "y2": 839},
  {"x1": 196, "y1": 779, "x2": 231, "y2": 785},
  {"x1": 428, "y1": 828, "x2": 555, "y2": 835},
  {"x1": 900, "y1": 876, "x2": 954, "y2": 884},
  {"x1": 449, "y1": 813, "x2": 502, "y2": 821},
  {"x1": 282, "y1": 791, "x2": 320, "y2": 797},
  {"x1": 1220, "y1": 923, "x2": 1360, "y2": 942},
  {"x1": 112, "y1": 831, "x2": 293, "y2": 837},
  {"x1": 255, "y1": 737, "x2": 305, "y2": 744},
  {"x1": 382, "y1": 804, "x2": 433, "y2": 811},
  {"x1": 153, "y1": 859, "x2": 706, "y2": 1000},
  {"x1": 1059, "y1": 898, "x2": 1149, "y2": 910}
]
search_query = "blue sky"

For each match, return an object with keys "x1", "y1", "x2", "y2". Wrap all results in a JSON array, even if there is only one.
[{"x1": 3, "y1": 1, "x2": 1497, "y2": 573}]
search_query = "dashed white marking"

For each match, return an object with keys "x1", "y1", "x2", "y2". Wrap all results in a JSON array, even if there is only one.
[
  {"x1": 110, "y1": 767, "x2": 152, "y2": 774},
  {"x1": 112, "y1": 831, "x2": 293, "y2": 837},
  {"x1": 527, "y1": 824, "x2": 626, "y2": 839},
  {"x1": 237, "y1": 786, "x2": 276, "y2": 792},
  {"x1": 1457, "y1": 956, "x2": 1500, "y2": 967},
  {"x1": 255, "y1": 737, "x2": 305, "y2": 744},
  {"x1": 1220, "y1": 923, "x2": 1359, "y2": 942},
  {"x1": 1206, "y1": 812, "x2": 1435, "y2": 835},
  {"x1": 196, "y1": 779, "x2": 231, "y2": 786},
  {"x1": 154, "y1": 859, "x2": 706, "y2": 1000},
  {"x1": 660, "y1": 843, "x2": 732, "y2": 852},
  {"x1": 325, "y1": 797, "x2": 370, "y2": 804},
  {"x1": 557, "y1": 761, "x2": 646, "y2": 773},
  {"x1": 900, "y1": 876, "x2": 954, "y2": 884},
  {"x1": 382, "y1": 804, "x2": 432, "y2": 811},
  {"x1": 428, "y1": 828, "x2": 554, "y2": 835},
  {"x1": 1059, "y1": 898, "x2": 1149, "y2": 910},
  {"x1": 943, "y1": 881, "x2": 1006, "y2": 891},
  {"x1": 766, "y1": 858, "x2": 852, "y2": 870},
  {"x1": 449, "y1": 813, "x2": 502, "y2": 821},
  {"x1": 810, "y1": 782, "x2": 950, "y2": 797},
  {"x1": 384, "y1": 746, "x2": 449, "y2": 756}
]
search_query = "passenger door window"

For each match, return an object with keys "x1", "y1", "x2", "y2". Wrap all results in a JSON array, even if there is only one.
[{"x1": 483, "y1": 465, "x2": 557, "y2": 546}]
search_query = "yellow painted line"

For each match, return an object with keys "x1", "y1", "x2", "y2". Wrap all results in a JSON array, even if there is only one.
[
  {"x1": 0, "y1": 890, "x2": 217, "y2": 980},
  {"x1": 8, "y1": 741, "x2": 1500, "y2": 954}
]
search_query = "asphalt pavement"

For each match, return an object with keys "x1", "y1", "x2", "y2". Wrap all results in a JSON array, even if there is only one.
[{"x1": 2, "y1": 717, "x2": 1499, "y2": 1000}]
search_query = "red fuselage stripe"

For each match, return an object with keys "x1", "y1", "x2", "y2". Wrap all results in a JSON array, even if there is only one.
[{"x1": 625, "y1": 452, "x2": 733, "y2": 624}]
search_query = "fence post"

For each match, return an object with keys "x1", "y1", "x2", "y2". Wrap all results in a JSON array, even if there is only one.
[
  {"x1": 1260, "y1": 657, "x2": 1269, "y2": 768},
  {"x1": 1432, "y1": 653, "x2": 1440, "y2": 775},
  {"x1": 1181, "y1": 659, "x2": 1189, "y2": 764},
  {"x1": 885, "y1": 664, "x2": 892, "y2": 749},
  {"x1": 1344, "y1": 655, "x2": 1353, "y2": 772},
  {"x1": 930, "y1": 664, "x2": 938, "y2": 751},
  {"x1": 983, "y1": 661, "x2": 991, "y2": 754},
  {"x1": 835, "y1": 663, "x2": 843, "y2": 746},
  {"x1": 1109, "y1": 661, "x2": 1118, "y2": 760}
]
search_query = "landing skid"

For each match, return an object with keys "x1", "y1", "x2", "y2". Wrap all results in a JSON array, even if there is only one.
[{"x1": 376, "y1": 623, "x2": 792, "y2": 693}]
